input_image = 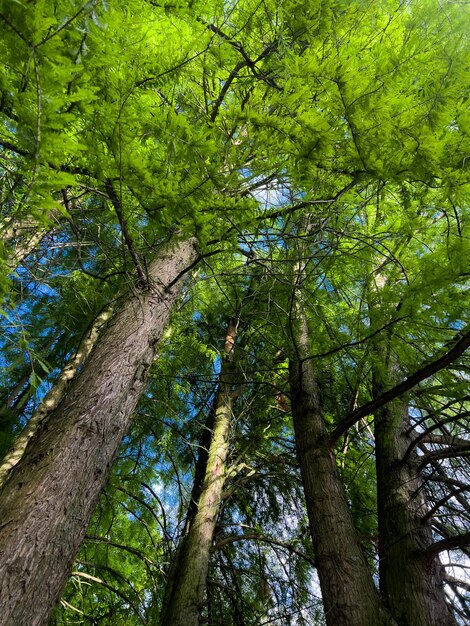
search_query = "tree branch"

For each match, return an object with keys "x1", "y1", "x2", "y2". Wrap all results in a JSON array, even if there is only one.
[
  {"x1": 0, "y1": 137, "x2": 29, "y2": 156},
  {"x1": 418, "y1": 444, "x2": 470, "y2": 468},
  {"x1": 213, "y1": 532, "x2": 315, "y2": 566},
  {"x1": 427, "y1": 532, "x2": 470, "y2": 557},
  {"x1": 328, "y1": 328, "x2": 470, "y2": 444},
  {"x1": 105, "y1": 179, "x2": 147, "y2": 287}
]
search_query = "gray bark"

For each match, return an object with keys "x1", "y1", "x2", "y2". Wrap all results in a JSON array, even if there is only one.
[{"x1": 0, "y1": 237, "x2": 198, "y2": 626}]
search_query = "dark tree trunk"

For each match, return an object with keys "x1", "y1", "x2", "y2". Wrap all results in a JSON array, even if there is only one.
[
  {"x1": 0, "y1": 237, "x2": 198, "y2": 626},
  {"x1": 289, "y1": 315, "x2": 391, "y2": 626},
  {"x1": 374, "y1": 380, "x2": 456, "y2": 626},
  {"x1": 160, "y1": 318, "x2": 238, "y2": 626}
]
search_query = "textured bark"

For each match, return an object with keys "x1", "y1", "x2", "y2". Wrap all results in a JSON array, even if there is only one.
[
  {"x1": 367, "y1": 255, "x2": 456, "y2": 626},
  {"x1": 289, "y1": 315, "x2": 391, "y2": 626},
  {"x1": 1, "y1": 219, "x2": 52, "y2": 267},
  {"x1": 374, "y1": 381, "x2": 457, "y2": 626},
  {"x1": 0, "y1": 237, "x2": 198, "y2": 626},
  {"x1": 0, "y1": 306, "x2": 113, "y2": 487},
  {"x1": 160, "y1": 319, "x2": 238, "y2": 626},
  {"x1": 7, "y1": 229, "x2": 48, "y2": 267}
]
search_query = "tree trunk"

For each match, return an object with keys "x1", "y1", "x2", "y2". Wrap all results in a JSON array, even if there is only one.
[
  {"x1": 367, "y1": 258, "x2": 456, "y2": 625},
  {"x1": 373, "y1": 375, "x2": 456, "y2": 626},
  {"x1": 1, "y1": 219, "x2": 52, "y2": 268},
  {"x1": 289, "y1": 314, "x2": 391, "y2": 626},
  {"x1": 0, "y1": 237, "x2": 198, "y2": 626},
  {"x1": 0, "y1": 305, "x2": 113, "y2": 487},
  {"x1": 160, "y1": 318, "x2": 238, "y2": 626}
]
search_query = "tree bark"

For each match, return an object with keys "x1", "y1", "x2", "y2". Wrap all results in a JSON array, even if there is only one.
[
  {"x1": 1, "y1": 219, "x2": 52, "y2": 268},
  {"x1": 373, "y1": 373, "x2": 457, "y2": 626},
  {"x1": 289, "y1": 313, "x2": 391, "y2": 626},
  {"x1": 0, "y1": 305, "x2": 113, "y2": 487},
  {"x1": 160, "y1": 318, "x2": 238, "y2": 626},
  {"x1": 0, "y1": 237, "x2": 198, "y2": 626},
  {"x1": 366, "y1": 258, "x2": 456, "y2": 625}
]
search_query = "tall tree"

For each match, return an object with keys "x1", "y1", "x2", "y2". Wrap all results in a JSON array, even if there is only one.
[
  {"x1": 1, "y1": 0, "x2": 469, "y2": 623},
  {"x1": 160, "y1": 314, "x2": 240, "y2": 626},
  {"x1": 0, "y1": 237, "x2": 197, "y2": 625}
]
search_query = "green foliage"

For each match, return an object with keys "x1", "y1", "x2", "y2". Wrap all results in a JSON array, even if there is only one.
[{"x1": 1, "y1": 0, "x2": 470, "y2": 623}]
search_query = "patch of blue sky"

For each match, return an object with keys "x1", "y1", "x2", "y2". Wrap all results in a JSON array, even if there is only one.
[
  {"x1": 11, "y1": 264, "x2": 59, "y2": 300},
  {"x1": 447, "y1": 319, "x2": 466, "y2": 331},
  {"x1": 318, "y1": 273, "x2": 335, "y2": 293}
]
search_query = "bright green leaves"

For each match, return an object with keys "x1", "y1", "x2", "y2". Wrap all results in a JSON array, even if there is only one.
[
  {"x1": 259, "y1": 0, "x2": 470, "y2": 187},
  {"x1": 0, "y1": 1, "x2": 102, "y2": 222}
]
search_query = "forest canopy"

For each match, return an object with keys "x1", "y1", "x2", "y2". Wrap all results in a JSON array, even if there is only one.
[{"x1": 0, "y1": 1, "x2": 469, "y2": 625}]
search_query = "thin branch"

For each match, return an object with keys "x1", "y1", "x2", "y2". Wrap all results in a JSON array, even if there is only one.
[
  {"x1": 303, "y1": 316, "x2": 407, "y2": 362},
  {"x1": 260, "y1": 180, "x2": 358, "y2": 221},
  {"x1": 418, "y1": 444, "x2": 470, "y2": 468},
  {"x1": 104, "y1": 179, "x2": 147, "y2": 287},
  {"x1": 39, "y1": 1, "x2": 99, "y2": 46},
  {"x1": 213, "y1": 533, "x2": 315, "y2": 566},
  {"x1": 445, "y1": 575, "x2": 470, "y2": 593},
  {"x1": 0, "y1": 138, "x2": 28, "y2": 157},
  {"x1": 0, "y1": 13, "x2": 31, "y2": 46},
  {"x1": 84, "y1": 535, "x2": 159, "y2": 567}
]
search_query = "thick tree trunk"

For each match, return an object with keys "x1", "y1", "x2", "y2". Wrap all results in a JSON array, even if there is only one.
[
  {"x1": 374, "y1": 379, "x2": 456, "y2": 626},
  {"x1": 0, "y1": 237, "x2": 198, "y2": 626},
  {"x1": 0, "y1": 306, "x2": 113, "y2": 487},
  {"x1": 160, "y1": 318, "x2": 238, "y2": 626},
  {"x1": 289, "y1": 314, "x2": 391, "y2": 626},
  {"x1": 367, "y1": 256, "x2": 455, "y2": 626}
]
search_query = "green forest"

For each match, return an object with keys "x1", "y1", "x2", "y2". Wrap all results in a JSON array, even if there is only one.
[{"x1": 0, "y1": 1, "x2": 469, "y2": 624}]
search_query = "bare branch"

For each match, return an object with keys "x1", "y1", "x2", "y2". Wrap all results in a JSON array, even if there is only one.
[
  {"x1": 427, "y1": 532, "x2": 470, "y2": 557},
  {"x1": 329, "y1": 328, "x2": 470, "y2": 444},
  {"x1": 105, "y1": 179, "x2": 147, "y2": 287}
]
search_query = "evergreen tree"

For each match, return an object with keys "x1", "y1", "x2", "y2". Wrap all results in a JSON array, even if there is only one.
[{"x1": 1, "y1": 0, "x2": 469, "y2": 624}]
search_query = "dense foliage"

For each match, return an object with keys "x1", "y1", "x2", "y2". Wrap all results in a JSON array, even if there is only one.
[{"x1": 1, "y1": 0, "x2": 469, "y2": 624}]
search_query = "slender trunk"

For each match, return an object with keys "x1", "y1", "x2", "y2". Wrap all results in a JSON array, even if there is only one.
[
  {"x1": 289, "y1": 314, "x2": 390, "y2": 626},
  {"x1": 0, "y1": 306, "x2": 113, "y2": 486},
  {"x1": 160, "y1": 318, "x2": 238, "y2": 626},
  {"x1": 373, "y1": 374, "x2": 456, "y2": 626},
  {"x1": 0, "y1": 237, "x2": 198, "y2": 626},
  {"x1": 7, "y1": 229, "x2": 48, "y2": 267},
  {"x1": 158, "y1": 394, "x2": 217, "y2": 621},
  {"x1": 1, "y1": 219, "x2": 51, "y2": 267}
]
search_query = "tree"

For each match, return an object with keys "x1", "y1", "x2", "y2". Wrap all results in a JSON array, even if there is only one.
[
  {"x1": 0, "y1": 237, "x2": 198, "y2": 625},
  {"x1": 1, "y1": 0, "x2": 470, "y2": 624},
  {"x1": 160, "y1": 313, "x2": 240, "y2": 626}
]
